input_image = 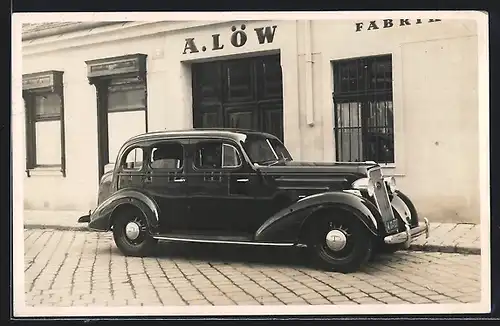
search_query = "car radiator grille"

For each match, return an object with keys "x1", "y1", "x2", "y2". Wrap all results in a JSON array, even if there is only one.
[{"x1": 368, "y1": 167, "x2": 398, "y2": 233}]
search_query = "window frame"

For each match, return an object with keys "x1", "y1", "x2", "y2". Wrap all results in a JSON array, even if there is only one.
[
  {"x1": 148, "y1": 141, "x2": 186, "y2": 172},
  {"x1": 85, "y1": 53, "x2": 148, "y2": 182},
  {"x1": 192, "y1": 139, "x2": 243, "y2": 172},
  {"x1": 22, "y1": 70, "x2": 66, "y2": 177},
  {"x1": 120, "y1": 146, "x2": 145, "y2": 172},
  {"x1": 221, "y1": 143, "x2": 242, "y2": 168},
  {"x1": 332, "y1": 54, "x2": 395, "y2": 165}
]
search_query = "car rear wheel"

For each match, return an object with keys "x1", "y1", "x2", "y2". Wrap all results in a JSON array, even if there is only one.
[
  {"x1": 112, "y1": 208, "x2": 158, "y2": 257},
  {"x1": 307, "y1": 211, "x2": 373, "y2": 273}
]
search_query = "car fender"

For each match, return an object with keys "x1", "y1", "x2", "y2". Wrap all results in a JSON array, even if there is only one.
[
  {"x1": 88, "y1": 188, "x2": 160, "y2": 233},
  {"x1": 97, "y1": 170, "x2": 114, "y2": 205},
  {"x1": 254, "y1": 191, "x2": 381, "y2": 243},
  {"x1": 393, "y1": 190, "x2": 419, "y2": 227}
]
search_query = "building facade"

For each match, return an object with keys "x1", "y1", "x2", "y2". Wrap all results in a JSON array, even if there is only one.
[{"x1": 21, "y1": 19, "x2": 480, "y2": 223}]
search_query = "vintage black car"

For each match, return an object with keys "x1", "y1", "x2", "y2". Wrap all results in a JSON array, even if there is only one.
[{"x1": 78, "y1": 129, "x2": 429, "y2": 273}]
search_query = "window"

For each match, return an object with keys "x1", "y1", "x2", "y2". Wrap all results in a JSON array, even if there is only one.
[
  {"x1": 222, "y1": 144, "x2": 241, "y2": 168},
  {"x1": 194, "y1": 141, "x2": 241, "y2": 169},
  {"x1": 332, "y1": 55, "x2": 395, "y2": 164},
  {"x1": 122, "y1": 147, "x2": 144, "y2": 171},
  {"x1": 108, "y1": 77, "x2": 147, "y2": 112},
  {"x1": 23, "y1": 71, "x2": 66, "y2": 176},
  {"x1": 242, "y1": 135, "x2": 292, "y2": 165},
  {"x1": 268, "y1": 138, "x2": 293, "y2": 161},
  {"x1": 85, "y1": 53, "x2": 148, "y2": 181},
  {"x1": 105, "y1": 78, "x2": 148, "y2": 178},
  {"x1": 150, "y1": 142, "x2": 184, "y2": 170},
  {"x1": 34, "y1": 93, "x2": 61, "y2": 120}
]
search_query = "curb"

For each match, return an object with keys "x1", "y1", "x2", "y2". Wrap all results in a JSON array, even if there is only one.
[
  {"x1": 24, "y1": 224, "x2": 89, "y2": 232},
  {"x1": 408, "y1": 243, "x2": 481, "y2": 255},
  {"x1": 24, "y1": 224, "x2": 482, "y2": 255}
]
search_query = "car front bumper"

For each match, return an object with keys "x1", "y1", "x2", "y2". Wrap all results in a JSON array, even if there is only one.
[
  {"x1": 77, "y1": 210, "x2": 92, "y2": 223},
  {"x1": 383, "y1": 217, "x2": 430, "y2": 248}
]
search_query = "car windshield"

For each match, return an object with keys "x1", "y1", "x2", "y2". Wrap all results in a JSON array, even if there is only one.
[{"x1": 242, "y1": 135, "x2": 293, "y2": 165}]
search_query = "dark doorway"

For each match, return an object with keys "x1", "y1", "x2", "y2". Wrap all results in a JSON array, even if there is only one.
[{"x1": 191, "y1": 54, "x2": 284, "y2": 141}]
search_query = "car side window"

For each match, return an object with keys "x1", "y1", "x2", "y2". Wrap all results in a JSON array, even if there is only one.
[
  {"x1": 222, "y1": 143, "x2": 241, "y2": 168},
  {"x1": 150, "y1": 142, "x2": 184, "y2": 170},
  {"x1": 122, "y1": 147, "x2": 144, "y2": 171},
  {"x1": 194, "y1": 141, "x2": 242, "y2": 170}
]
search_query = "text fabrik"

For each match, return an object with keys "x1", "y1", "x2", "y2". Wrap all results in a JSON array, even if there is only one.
[
  {"x1": 355, "y1": 18, "x2": 442, "y2": 32},
  {"x1": 182, "y1": 24, "x2": 278, "y2": 55}
]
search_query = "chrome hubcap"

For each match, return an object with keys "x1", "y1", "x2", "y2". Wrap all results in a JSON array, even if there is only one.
[
  {"x1": 125, "y1": 221, "x2": 141, "y2": 240},
  {"x1": 325, "y1": 229, "x2": 347, "y2": 251}
]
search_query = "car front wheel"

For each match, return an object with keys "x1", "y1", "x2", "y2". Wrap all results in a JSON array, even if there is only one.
[
  {"x1": 112, "y1": 208, "x2": 158, "y2": 257},
  {"x1": 307, "y1": 211, "x2": 373, "y2": 273}
]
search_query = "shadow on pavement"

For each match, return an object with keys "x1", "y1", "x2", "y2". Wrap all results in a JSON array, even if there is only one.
[
  {"x1": 103, "y1": 240, "x2": 405, "y2": 273},
  {"x1": 104, "y1": 241, "x2": 313, "y2": 269},
  {"x1": 155, "y1": 241, "x2": 312, "y2": 269}
]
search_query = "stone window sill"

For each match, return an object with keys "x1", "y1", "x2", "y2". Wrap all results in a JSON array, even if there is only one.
[{"x1": 26, "y1": 166, "x2": 66, "y2": 177}]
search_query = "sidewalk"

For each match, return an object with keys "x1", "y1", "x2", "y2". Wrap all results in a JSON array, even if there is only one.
[{"x1": 21, "y1": 210, "x2": 481, "y2": 255}]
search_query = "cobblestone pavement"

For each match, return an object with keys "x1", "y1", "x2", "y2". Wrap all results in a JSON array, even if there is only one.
[{"x1": 23, "y1": 230, "x2": 481, "y2": 307}]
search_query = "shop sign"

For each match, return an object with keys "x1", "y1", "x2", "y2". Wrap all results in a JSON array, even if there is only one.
[
  {"x1": 182, "y1": 24, "x2": 277, "y2": 55},
  {"x1": 355, "y1": 18, "x2": 442, "y2": 32},
  {"x1": 22, "y1": 71, "x2": 63, "y2": 92},
  {"x1": 22, "y1": 75, "x2": 53, "y2": 90},
  {"x1": 90, "y1": 60, "x2": 137, "y2": 74},
  {"x1": 85, "y1": 54, "x2": 147, "y2": 81}
]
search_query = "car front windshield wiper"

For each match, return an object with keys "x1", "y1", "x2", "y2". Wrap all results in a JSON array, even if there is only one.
[
  {"x1": 255, "y1": 159, "x2": 276, "y2": 165},
  {"x1": 256, "y1": 151, "x2": 292, "y2": 166},
  {"x1": 267, "y1": 160, "x2": 282, "y2": 166},
  {"x1": 259, "y1": 158, "x2": 289, "y2": 166}
]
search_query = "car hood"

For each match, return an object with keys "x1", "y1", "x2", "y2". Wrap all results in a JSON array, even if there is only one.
[{"x1": 256, "y1": 160, "x2": 379, "y2": 178}]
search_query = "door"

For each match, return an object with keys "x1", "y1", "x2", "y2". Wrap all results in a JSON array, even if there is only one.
[
  {"x1": 186, "y1": 138, "x2": 258, "y2": 234},
  {"x1": 142, "y1": 139, "x2": 189, "y2": 234},
  {"x1": 116, "y1": 146, "x2": 146, "y2": 190},
  {"x1": 192, "y1": 54, "x2": 284, "y2": 141}
]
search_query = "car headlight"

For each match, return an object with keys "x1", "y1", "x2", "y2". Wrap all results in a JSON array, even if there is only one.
[
  {"x1": 384, "y1": 176, "x2": 397, "y2": 193},
  {"x1": 352, "y1": 177, "x2": 375, "y2": 197}
]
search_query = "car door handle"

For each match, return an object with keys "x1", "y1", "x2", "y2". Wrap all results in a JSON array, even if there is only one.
[
  {"x1": 144, "y1": 176, "x2": 152, "y2": 183},
  {"x1": 174, "y1": 177, "x2": 186, "y2": 183},
  {"x1": 236, "y1": 178, "x2": 249, "y2": 183}
]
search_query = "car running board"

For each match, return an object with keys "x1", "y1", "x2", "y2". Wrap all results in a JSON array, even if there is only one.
[{"x1": 152, "y1": 232, "x2": 296, "y2": 247}]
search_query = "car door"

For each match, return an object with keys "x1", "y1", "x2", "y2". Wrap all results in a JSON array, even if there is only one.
[
  {"x1": 142, "y1": 139, "x2": 190, "y2": 234},
  {"x1": 116, "y1": 145, "x2": 148, "y2": 188},
  {"x1": 185, "y1": 138, "x2": 255, "y2": 234},
  {"x1": 224, "y1": 144, "x2": 269, "y2": 234}
]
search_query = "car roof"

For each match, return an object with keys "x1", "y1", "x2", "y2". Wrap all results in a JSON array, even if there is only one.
[{"x1": 123, "y1": 128, "x2": 279, "y2": 147}]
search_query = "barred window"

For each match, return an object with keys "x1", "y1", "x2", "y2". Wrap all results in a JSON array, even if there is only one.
[{"x1": 332, "y1": 55, "x2": 395, "y2": 164}]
